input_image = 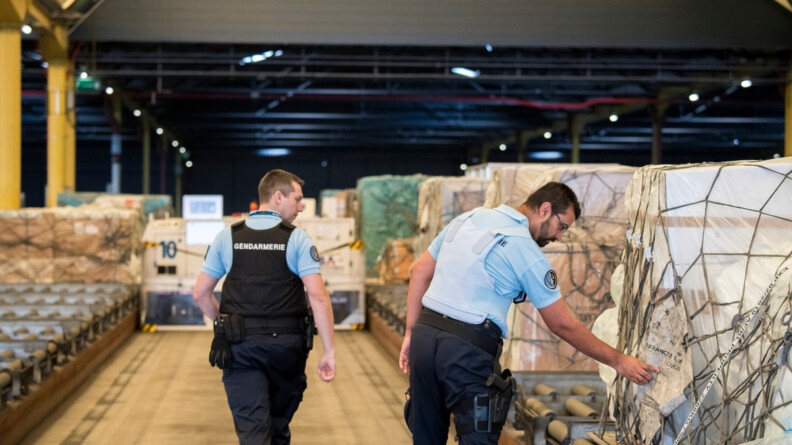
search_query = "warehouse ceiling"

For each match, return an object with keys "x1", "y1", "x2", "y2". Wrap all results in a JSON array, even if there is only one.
[{"x1": 18, "y1": 0, "x2": 792, "y2": 173}]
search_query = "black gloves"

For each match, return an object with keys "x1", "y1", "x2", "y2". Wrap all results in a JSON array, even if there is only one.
[{"x1": 209, "y1": 329, "x2": 232, "y2": 369}]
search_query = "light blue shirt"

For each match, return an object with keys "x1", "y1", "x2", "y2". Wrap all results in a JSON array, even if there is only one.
[
  {"x1": 425, "y1": 205, "x2": 561, "y2": 336},
  {"x1": 201, "y1": 210, "x2": 320, "y2": 279}
]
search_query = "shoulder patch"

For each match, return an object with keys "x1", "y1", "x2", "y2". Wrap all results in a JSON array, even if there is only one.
[
  {"x1": 544, "y1": 270, "x2": 558, "y2": 290},
  {"x1": 310, "y1": 245, "x2": 320, "y2": 262}
]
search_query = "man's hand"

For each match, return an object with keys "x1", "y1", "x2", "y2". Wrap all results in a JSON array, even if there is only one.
[
  {"x1": 398, "y1": 334, "x2": 411, "y2": 374},
  {"x1": 317, "y1": 351, "x2": 336, "y2": 382},
  {"x1": 615, "y1": 354, "x2": 659, "y2": 385}
]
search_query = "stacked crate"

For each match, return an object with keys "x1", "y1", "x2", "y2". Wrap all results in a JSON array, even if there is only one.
[{"x1": 298, "y1": 217, "x2": 366, "y2": 329}]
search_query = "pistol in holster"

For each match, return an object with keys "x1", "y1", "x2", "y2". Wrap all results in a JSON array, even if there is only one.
[
  {"x1": 473, "y1": 369, "x2": 516, "y2": 432},
  {"x1": 304, "y1": 309, "x2": 317, "y2": 351}
]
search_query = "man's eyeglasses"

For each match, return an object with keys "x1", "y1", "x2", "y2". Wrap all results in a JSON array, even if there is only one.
[{"x1": 555, "y1": 214, "x2": 569, "y2": 233}]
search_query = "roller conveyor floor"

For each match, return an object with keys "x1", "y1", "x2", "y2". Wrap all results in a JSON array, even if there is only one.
[{"x1": 16, "y1": 330, "x2": 444, "y2": 445}]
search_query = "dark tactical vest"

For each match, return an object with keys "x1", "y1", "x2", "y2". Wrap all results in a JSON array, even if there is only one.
[{"x1": 219, "y1": 221, "x2": 307, "y2": 318}]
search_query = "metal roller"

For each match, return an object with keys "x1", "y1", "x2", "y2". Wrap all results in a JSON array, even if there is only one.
[
  {"x1": 570, "y1": 383, "x2": 597, "y2": 396},
  {"x1": 565, "y1": 398, "x2": 599, "y2": 418},
  {"x1": 547, "y1": 419, "x2": 569, "y2": 442},
  {"x1": 524, "y1": 397, "x2": 558, "y2": 418},
  {"x1": 534, "y1": 383, "x2": 558, "y2": 396}
]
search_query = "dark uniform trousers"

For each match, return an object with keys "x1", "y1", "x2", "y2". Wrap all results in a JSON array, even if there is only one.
[
  {"x1": 409, "y1": 314, "x2": 503, "y2": 445},
  {"x1": 222, "y1": 332, "x2": 308, "y2": 445}
]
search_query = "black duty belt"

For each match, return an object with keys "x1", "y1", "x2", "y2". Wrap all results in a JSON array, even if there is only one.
[
  {"x1": 417, "y1": 308, "x2": 501, "y2": 357},
  {"x1": 244, "y1": 316, "x2": 304, "y2": 335}
]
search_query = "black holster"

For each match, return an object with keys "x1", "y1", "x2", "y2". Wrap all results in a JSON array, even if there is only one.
[
  {"x1": 219, "y1": 313, "x2": 245, "y2": 343},
  {"x1": 471, "y1": 369, "x2": 516, "y2": 433},
  {"x1": 305, "y1": 309, "x2": 316, "y2": 351}
]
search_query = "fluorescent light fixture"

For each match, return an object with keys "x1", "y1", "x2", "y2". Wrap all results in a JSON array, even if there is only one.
[
  {"x1": 21, "y1": 24, "x2": 32, "y2": 34},
  {"x1": 256, "y1": 148, "x2": 291, "y2": 157},
  {"x1": 451, "y1": 67, "x2": 480, "y2": 78},
  {"x1": 609, "y1": 114, "x2": 619, "y2": 122},
  {"x1": 688, "y1": 92, "x2": 700, "y2": 102},
  {"x1": 740, "y1": 79, "x2": 752, "y2": 88},
  {"x1": 529, "y1": 151, "x2": 564, "y2": 160},
  {"x1": 239, "y1": 49, "x2": 283, "y2": 66},
  {"x1": 543, "y1": 131, "x2": 552, "y2": 139}
]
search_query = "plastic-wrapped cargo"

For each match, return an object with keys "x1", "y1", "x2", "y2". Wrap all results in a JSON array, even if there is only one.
[
  {"x1": 413, "y1": 177, "x2": 490, "y2": 256},
  {"x1": 465, "y1": 162, "x2": 525, "y2": 179},
  {"x1": 357, "y1": 175, "x2": 428, "y2": 277},
  {"x1": 319, "y1": 188, "x2": 359, "y2": 220},
  {"x1": 377, "y1": 237, "x2": 416, "y2": 284},
  {"x1": 502, "y1": 243, "x2": 622, "y2": 372},
  {"x1": 58, "y1": 192, "x2": 173, "y2": 219},
  {"x1": 486, "y1": 164, "x2": 633, "y2": 246},
  {"x1": 0, "y1": 207, "x2": 143, "y2": 284},
  {"x1": 612, "y1": 158, "x2": 792, "y2": 444}
]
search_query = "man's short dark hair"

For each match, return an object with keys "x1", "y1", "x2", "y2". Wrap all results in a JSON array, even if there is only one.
[
  {"x1": 258, "y1": 169, "x2": 305, "y2": 203},
  {"x1": 524, "y1": 181, "x2": 581, "y2": 219}
]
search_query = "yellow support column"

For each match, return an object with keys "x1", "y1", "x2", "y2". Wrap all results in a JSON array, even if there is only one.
[
  {"x1": 0, "y1": 1, "x2": 26, "y2": 209},
  {"x1": 40, "y1": 24, "x2": 69, "y2": 207},
  {"x1": 64, "y1": 70, "x2": 76, "y2": 193}
]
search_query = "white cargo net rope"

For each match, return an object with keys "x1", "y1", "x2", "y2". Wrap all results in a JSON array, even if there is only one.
[{"x1": 672, "y1": 265, "x2": 790, "y2": 445}]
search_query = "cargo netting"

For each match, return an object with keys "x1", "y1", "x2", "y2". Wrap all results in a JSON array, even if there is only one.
[{"x1": 610, "y1": 158, "x2": 792, "y2": 444}]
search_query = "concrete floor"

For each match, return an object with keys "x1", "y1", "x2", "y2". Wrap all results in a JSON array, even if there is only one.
[{"x1": 17, "y1": 330, "x2": 450, "y2": 445}]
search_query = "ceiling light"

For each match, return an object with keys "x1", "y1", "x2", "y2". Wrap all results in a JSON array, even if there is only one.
[
  {"x1": 179, "y1": 147, "x2": 187, "y2": 153},
  {"x1": 156, "y1": 128, "x2": 164, "y2": 135},
  {"x1": 485, "y1": 44, "x2": 493, "y2": 52},
  {"x1": 185, "y1": 160, "x2": 193, "y2": 168},
  {"x1": 688, "y1": 92, "x2": 700, "y2": 102},
  {"x1": 499, "y1": 144, "x2": 507, "y2": 151},
  {"x1": 609, "y1": 114, "x2": 619, "y2": 122},
  {"x1": 529, "y1": 151, "x2": 564, "y2": 160},
  {"x1": 133, "y1": 109, "x2": 142, "y2": 117},
  {"x1": 21, "y1": 24, "x2": 32, "y2": 34},
  {"x1": 79, "y1": 71, "x2": 88, "y2": 79},
  {"x1": 459, "y1": 163, "x2": 468, "y2": 171},
  {"x1": 172, "y1": 140, "x2": 179, "y2": 147},
  {"x1": 740, "y1": 79, "x2": 752, "y2": 88},
  {"x1": 321, "y1": 160, "x2": 328, "y2": 167},
  {"x1": 732, "y1": 138, "x2": 740, "y2": 146},
  {"x1": 256, "y1": 148, "x2": 291, "y2": 157},
  {"x1": 451, "y1": 67, "x2": 480, "y2": 78},
  {"x1": 239, "y1": 49, "x2": 283, "y2": 66},
  {"x1": 543, "y1": 131, "x2": 552, "y2": 139},
  {"x1": 104, "y1": 86, "x2": 114, "y2": 95}
]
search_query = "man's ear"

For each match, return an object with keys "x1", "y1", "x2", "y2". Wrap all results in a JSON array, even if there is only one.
[
  {"x1": 272, "y1": 190, "x2": 283, "y2": 205},
  {"x1": 539, "y1": 202, "x2": 553, "y2": 219}
]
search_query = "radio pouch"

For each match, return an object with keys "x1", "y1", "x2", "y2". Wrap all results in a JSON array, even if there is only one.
[{"x1": 222, "y1": 313, "x2": 245, "y2": 343}]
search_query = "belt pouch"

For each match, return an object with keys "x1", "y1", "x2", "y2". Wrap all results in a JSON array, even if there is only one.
[{"x1": 223, "y1": 313, "x2": 245, "y2": 343}]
